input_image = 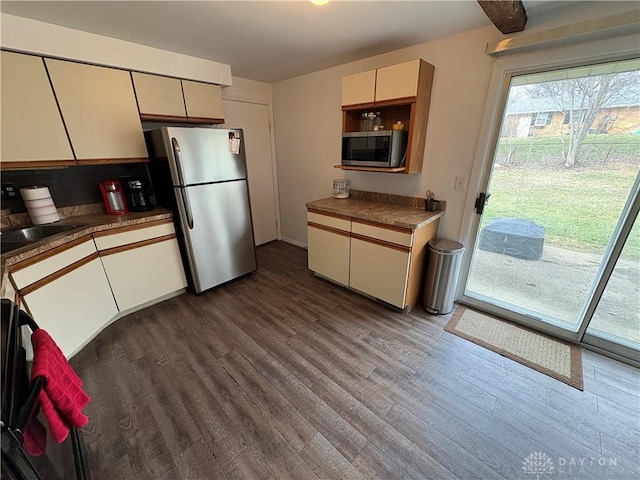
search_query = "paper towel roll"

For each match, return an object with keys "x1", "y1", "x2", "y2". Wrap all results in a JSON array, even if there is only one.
[{"x1": 20, "y1": 186, "x2": 60, "y2": 225}]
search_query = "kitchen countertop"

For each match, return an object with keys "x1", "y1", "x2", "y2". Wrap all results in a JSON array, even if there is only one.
[
  {"x1": 1, "y1": 208, "x2": 173, "y2": 297},
  {"x1": 306, "y1": 189, "x2": 444, "y2": 230}
]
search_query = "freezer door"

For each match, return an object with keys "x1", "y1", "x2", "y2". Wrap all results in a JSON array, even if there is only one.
[
  {"x1": 165, "y1": 127, "x2": 247, "y2": 185},
  {"x1": 175, "y1": 181, "x2": 257, "y2": 293}
]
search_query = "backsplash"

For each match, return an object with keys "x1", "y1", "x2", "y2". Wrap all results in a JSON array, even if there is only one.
[
  {"x1": 1, "y1": 163, "x2": 151, "y2": 215},
  {"x1": 1, "y1": 203, "x2": 105, "y2": 229}
]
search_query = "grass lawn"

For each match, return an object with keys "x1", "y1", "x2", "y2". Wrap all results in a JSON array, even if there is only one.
[
  {"x1": 483, "y1": 166, "x2": 639, "y2": 260},
  {"x1": 494, "y1": 134, "x2": 640, "y2": 168}
]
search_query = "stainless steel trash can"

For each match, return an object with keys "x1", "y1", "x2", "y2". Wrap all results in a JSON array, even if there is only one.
[{"x1": 422, "y1": 239, "x2": 465, "y2": 315}]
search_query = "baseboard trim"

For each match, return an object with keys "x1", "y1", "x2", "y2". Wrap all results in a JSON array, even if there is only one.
[{"x1": 280, "y1": 237, "x2": 307, "y2": 249}]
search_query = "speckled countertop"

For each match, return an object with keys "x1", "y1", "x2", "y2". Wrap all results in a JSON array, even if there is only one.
[
  {"x1": 306, "y1": 189, "x2": 444, "y2": 230},
  {"x1": 1, "y1": 208, "x2": 173, "y2": 297}
]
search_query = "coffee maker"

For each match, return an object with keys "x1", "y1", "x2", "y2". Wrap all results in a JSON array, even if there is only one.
[
  {"x1": 121, "y1": 176, "x2": 153, "y2": 212},
  {"x1": 99, "y1": 180, "x2": 128, "y2": 215}
]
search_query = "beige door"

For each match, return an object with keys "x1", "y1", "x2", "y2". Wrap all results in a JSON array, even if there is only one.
[
  {"x1": 375, "y1": 59, "x2": 421, "y2": 102},
  {"x1": 100, "y1": 239, "x2": 187, "y2": 312},
  {"x1": 183, "y1": 80, "x2": 224, "y2": 121},
  {"x1": 223, "y1": 100, "x2": 278, "y2": 245},
  {"x1": 349, "y1": 238, "x2": 410, "y2": 308},
  {"x1": 132, "y1": 72, "x2": 187, "y2": 118},
  {"x1": 22, "y1": 258, "x2": 118, "y2": 357},
  {"x1": 342, "y1": 70, "x2": 376, "y2": 106},
  {"x1": 45, "y1": 58, "x2": 147, "y2": 161},
  {"x1": 0, "y1": 52, "x2": 74, "y2": 165}
]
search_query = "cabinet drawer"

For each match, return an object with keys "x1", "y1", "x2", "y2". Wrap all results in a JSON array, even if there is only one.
[
  {"x1": 307, "y1": 211, "x2": 351, "y2": 233},
  {"x1": 351, "y1": 221, "x2": 412, "y2": 248},
  {"x1": 11, "y1": 240, "x2": 97, "y2": 289},
  {"x1": 93, "y1": 222, "x2": 176, "y2": 251}
]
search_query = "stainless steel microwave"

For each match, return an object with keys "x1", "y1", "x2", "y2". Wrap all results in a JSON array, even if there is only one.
[{"x1": 341, "y1": 130, "x2": 408, "y2": 168}]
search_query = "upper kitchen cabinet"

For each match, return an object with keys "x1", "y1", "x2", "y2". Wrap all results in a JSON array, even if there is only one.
[
  {"x1": 341, "y1": 70, "x2": 376, "y2": 107},
  {"x1": 0, "y1": 51, "x2": 75, "y2": 170},
  {"x1": 45, "y1": 58, "x2": 148, "y2": 164},
  {"x1": 375, "y1": 59, "x2": 425, "y2": 103},
  {"x1": 341, "y1": 59, "x2": 435, "y2": 174},
  {"x1": 132, "y1": 72, "x2": 187, "y2": 121},
  {"x1": 133, "y1": 73, "x2": 225, "y2": 124},
  {"x1": 182, "y1": 80, "x2": 225, "y2": 123}
]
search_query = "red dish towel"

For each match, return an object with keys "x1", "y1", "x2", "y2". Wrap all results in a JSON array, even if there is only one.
[{"x1": 23, "y1": 329, "x2": 90, "y2": 456}]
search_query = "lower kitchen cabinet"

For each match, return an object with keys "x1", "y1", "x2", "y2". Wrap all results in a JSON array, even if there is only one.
[
  {"x1": 10, "y1": 238, "x2": 118, "y2": 357},
  {"x1": 7, "y1": 219, "x2": 187, "y2": 358},
  {"x1": 307, "y1": 208, "x2": 439, "y2": 311},
  {"x1": 93, "y1": 220, "x2": 187, "y2": 312},
  {"x1": 349, "y1": 237, "x2": 410, "y2": 308},
  {"x1": 307, "y1": 211, "x2": 351, "y2": 286}
]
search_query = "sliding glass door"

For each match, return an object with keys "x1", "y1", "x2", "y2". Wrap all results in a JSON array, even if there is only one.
[{"x1": 460, "y1": 58, "x2": 640, "y2": 361}]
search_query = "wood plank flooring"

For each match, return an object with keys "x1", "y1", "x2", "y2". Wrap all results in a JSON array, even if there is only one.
[{"x1": 66, "y1": 241, "x2": 639, "y2": 479}]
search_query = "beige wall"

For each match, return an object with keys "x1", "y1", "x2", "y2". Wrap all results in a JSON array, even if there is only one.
[
  {"x1": 272, "y1": 25, "x2": 501, "y2": 246},
  {"x1": 222, "y1": 76, "x2": 273, "y2": 104}
]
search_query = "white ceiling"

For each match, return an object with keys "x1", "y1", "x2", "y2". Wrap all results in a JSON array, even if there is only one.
[{"x1": 1, "y1": 0, "x2": 581, "y2": 83}]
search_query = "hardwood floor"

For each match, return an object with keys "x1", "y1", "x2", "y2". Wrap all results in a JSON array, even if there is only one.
[{"x1": 68, "y1": 241, "x2": 639, "y2": 479}]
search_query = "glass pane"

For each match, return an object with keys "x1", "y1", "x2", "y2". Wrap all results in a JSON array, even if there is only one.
[
  {"x1": 465, "y1": 59, "x2": 640, "y2": 330},
  {"x1": 586, "y1": 212, "x2": 640, "y2": 349}
]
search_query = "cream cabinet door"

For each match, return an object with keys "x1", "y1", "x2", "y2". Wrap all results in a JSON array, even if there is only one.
[
  {"x1": 307, "y1": 211, "x2": 351, "y2": 286},
  {"x1": 308, "y1": 226, "x2": 351, "y2": 286},
  {"x1": 0, "y1": 52, "x2": 74, "y2": 166},
  {"x1": 21, "y1": 258, "x2": 118, "y2": 357},
  {"x1": 341, "y1": 69, "x2": 376, "y2": 106},
  {"x1": 374, "y1": 59, "x2": 421, "y2": 102},
  {"x1": 132, "y1": 72, "x2": 187, "y2": 119},
  {"x1": 99, "y1": 238, "x2": 187, "y2": 312},
  {"x1": 45, "y1": 58, "x2": 148, "y2": 162},
  {"x1": 349, "y1": 238, "x2": 410, "y2": 308},
  {"x1": 182, "y1": 80, "x2": 224, "y2": 122}
]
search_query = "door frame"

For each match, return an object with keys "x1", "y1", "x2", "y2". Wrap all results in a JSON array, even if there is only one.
[{"x1": 454, "y1": 34, "x2": 640, "y2": 362}]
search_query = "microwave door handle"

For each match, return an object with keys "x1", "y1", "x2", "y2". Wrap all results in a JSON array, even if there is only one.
[{"x1": 171, "y1": 137, "x2": 187, "y2": 186}]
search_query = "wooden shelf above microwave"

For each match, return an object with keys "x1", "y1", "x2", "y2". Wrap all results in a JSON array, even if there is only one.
[{"x1": 334, "y1": 164, "x2": 407, "y2": 173}]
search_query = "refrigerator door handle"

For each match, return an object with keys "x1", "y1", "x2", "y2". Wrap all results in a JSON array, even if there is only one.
[
  {"x1": 171, "y1": 137, "x2": 187, "y2": 186},
  {"x1": 181, "y1": 189, "x2": 195, "y2": 230}
]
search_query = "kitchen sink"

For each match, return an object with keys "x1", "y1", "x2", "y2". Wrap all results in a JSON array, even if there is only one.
[{"x1": 1, "y1": 223, "x2": 88, "y2": 254}]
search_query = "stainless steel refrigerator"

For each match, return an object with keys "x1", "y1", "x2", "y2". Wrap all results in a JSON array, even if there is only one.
[{"x1": 145, "y1": 127, "x2": 257, "y2": 293}]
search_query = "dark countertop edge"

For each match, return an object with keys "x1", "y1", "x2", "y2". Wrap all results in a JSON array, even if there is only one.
[
  {"x1": 1, "y1": 208, "x2": 174, "y2": 297},
  {"x1": 306, "y1": 198, "x2": 444, "y2": 230}
]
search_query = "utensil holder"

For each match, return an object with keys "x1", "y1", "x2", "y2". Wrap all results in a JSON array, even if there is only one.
[{"x1": 425, "y1": 199, "x2": 440, "y2": 211}]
